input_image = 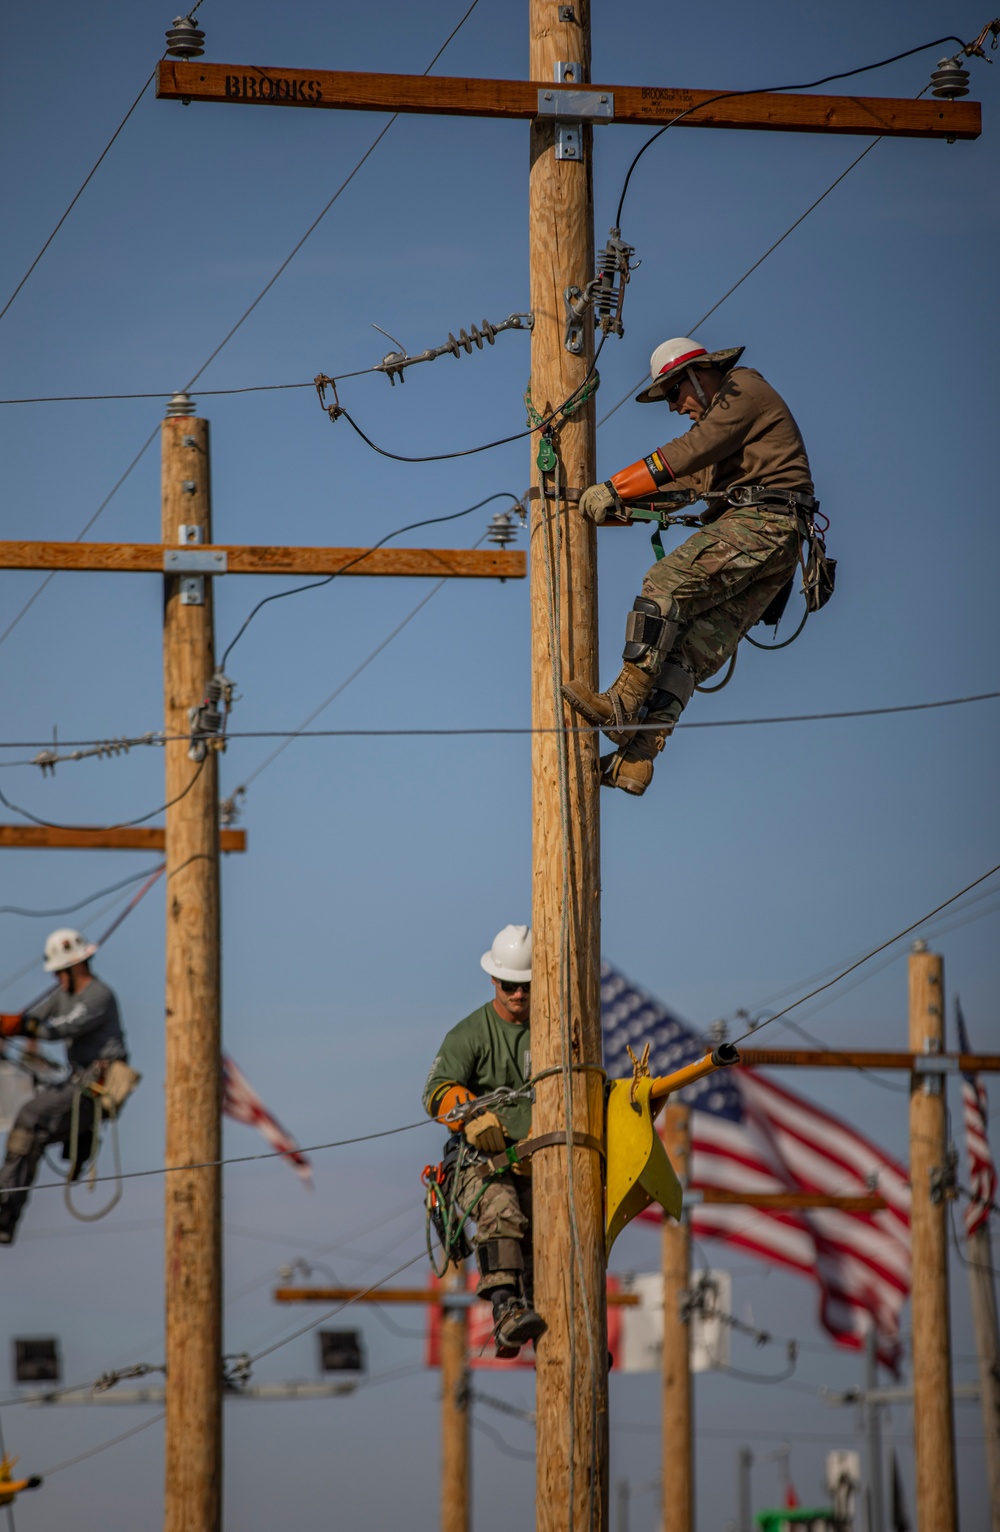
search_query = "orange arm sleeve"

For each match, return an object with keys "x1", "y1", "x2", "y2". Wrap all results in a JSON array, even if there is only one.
[{"x1": 610, "y1": 446, "x2": 674, "y2": 502}]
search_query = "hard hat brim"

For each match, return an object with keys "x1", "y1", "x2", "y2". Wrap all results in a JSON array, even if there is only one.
[
  {"x1": 480, "y1": 952, "x2": 532, "y2": 984},
  {"x1": 44, "y1": 942, "x2": 98, "y2": 973},
  {"x1": 635, "y1": 346, "x2": 745, "y2": 404}
]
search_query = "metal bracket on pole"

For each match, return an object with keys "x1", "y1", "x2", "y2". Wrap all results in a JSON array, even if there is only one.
[
  {"x1": 167, "y1": 524, "x2": 227, "y2": 605},
  {"x1": 539, "y1": 63, "x2": 613, "y2": 161}
]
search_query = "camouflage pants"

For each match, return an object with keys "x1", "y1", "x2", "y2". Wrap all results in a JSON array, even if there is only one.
[
  {"x1": 641, "y1": 511, "x2": 800, "y2": 726},
  {"x1": 453, "y1": 1159, "x2": 533, "y2": 1297}
]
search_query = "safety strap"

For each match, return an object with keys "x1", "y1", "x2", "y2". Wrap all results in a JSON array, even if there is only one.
[{"x1": 484, "y1": 1130, "x2": 605, "y2": 1173}]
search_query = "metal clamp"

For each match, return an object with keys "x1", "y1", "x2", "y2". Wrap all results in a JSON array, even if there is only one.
[
  {"x1": 164, "y1": 549, "x2": 228, "y2": 574},
  {"x1": 539, "y1": 63, "x2": 613, "y2": 162}
]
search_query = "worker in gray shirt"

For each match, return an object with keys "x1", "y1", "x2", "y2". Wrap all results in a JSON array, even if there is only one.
[{"x1": 0, "y1": 928, "x2": 130, "y2": 1243}]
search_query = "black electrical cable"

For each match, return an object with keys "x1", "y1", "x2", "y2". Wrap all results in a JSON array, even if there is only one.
[
  {"x1": 331, "y1": 334, "x2": 606, "y2": 464},
  {"x1": 0, "y1": 759, "x2": 206, "y2": 834},
  {"x1": 614, "y1": 34, "x2": 968, "y2": 227},
  {"x1": 0, "y1": 865, "x2": 163, "y2": 918},
  {"x1": 218, "y1": 492, "x2": 520, "y2": 669}
]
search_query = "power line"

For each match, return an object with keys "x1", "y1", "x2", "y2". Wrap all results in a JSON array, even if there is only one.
[
  {"x1": 38, "y1": 1410, "x2": 165, "y2": 1479},
  {"x1": 0, "y1": 686, "x2": 996, "y2": 762},
  {"x1": 612, "y1": 33, "x2": 968, "y2": 227},
  {"x1": 0, "y1": 865, "x2": 163, "y2": 918},
  {"x1": 0, "y1": 1117, "x2": 436, "y2": 1204},
  {"x1": 182, "y1": 0, "x2": 484, "y2": 394},
  {"x1": 733, "y1": 860, "x2": 1000, "y2": 1045},
  {"x1": 218, "y1": 492, "x2": 520, "y2": 669},
  {"x1": 0, "y1": 0, "x2": 485, "y2": 656},
  {"x1": 0, "y1": 382, "x2": 316, "y2": 405},
  {"x1": 0, "y1": 72, "x2": 156, "y2": 326},
  {"x1": 0, "y1": 759, "x2": 206, "y2": 834}
]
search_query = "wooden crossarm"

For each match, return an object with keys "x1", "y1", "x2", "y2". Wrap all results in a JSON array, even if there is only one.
[
  {"x1": 156, "y1": 62, "x2": 981, "y2": 140},
  {"x1": 0, "y1": 542, "x2": 524, "y2": 580},
  {"x1": 0, "y1": 825, "x2": 246, "y2": 852}
]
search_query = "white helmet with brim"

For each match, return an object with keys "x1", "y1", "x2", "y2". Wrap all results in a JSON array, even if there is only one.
[
  {"x1": 44, "y1": 928, "x2": 98, "y2": 973},
  {"x1": 636, "y1": 337, "x2": 745, "y2": 403},
  {"x1": 480, "y1": 924, "x2": 532, "y2": 983}
]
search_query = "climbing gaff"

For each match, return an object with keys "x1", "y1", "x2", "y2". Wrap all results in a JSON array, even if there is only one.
[{"x1": 605, "y1": 1074, "x2": 682, "y2": 1256}]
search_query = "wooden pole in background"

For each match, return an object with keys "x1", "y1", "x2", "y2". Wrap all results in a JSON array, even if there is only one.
[
  {"x1": 528, "y1": 1, "x2": 606, "y2": 1528},
  {"x1": 661, "y1": 1104, "x2": 693, "y2": 1532},
  {"x1": 966, "y1": 1222, "x2": 1000, "y2": 1531},
  {"x1": 162, "y1": 396, "x2": 223, "y2": 1532},
  {"x1": 908, "y1": 940, "x2": 957, "y2": 1532},
  {"x1": 441, "y1": 1261, "x2": 470, "y2": 1532}
]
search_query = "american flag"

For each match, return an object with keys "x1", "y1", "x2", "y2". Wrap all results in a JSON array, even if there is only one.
[
  {"x1": 955, "y1": 1001, "x2": 996, "y2": 1237},
  {"x1": 602, "y1": 963, "x2": 911, "y2": 1370},
  {"x1": 222, "y1": 1055, "x2": 312, "y2": 1185}
]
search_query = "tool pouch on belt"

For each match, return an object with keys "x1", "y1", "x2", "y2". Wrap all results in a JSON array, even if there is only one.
[
  {"x1": 95, "y1": 1060, "x2": 142, "y2": 1112},
  {"x1": 801, "y1": 525, "x2": 836, "y2": 613}
]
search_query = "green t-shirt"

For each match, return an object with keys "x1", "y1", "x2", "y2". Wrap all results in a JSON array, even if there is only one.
[{"x1": 422, "y1": 1001, "x2": 532, "y2": 1142}]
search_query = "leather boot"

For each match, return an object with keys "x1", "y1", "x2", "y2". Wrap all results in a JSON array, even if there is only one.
[
  {"x1": 561, "y1": 662, "x2": 656, "y2": 746},
  {"x1": 600, "y1": 724, "x2": 670, "y2": 796},
  {"x1": 492, "y1": 1296, "x2": 547, "y2": 1356}
]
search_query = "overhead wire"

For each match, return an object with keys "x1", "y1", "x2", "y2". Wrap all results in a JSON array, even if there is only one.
[
  {"x1": 0, "y1": 0, "x2": 485, "y2": 657},
  {"x1": 0, "y1": 759, "x2": 206, "y2": 834},
  {"x1": 3, "y1": 687, "x2": 993, "y2": 763},
  {"x1": 181, "y1": 0, "x2": 485, "y2": 394},
  {"x1": 37, "y1": 1411, "x2": 165, "y2": 1479},
  {"x1": 218, "y1": 492, "x2": 520, "y2": 669},
  {"x1": 731, "y1": 861, "x2": 1000, "y2": 1046},
  {"x1": 612, "y1": 34, "x2": 968, "y2": 228},
  {"x1": 0, "y1": 865, "x2": 164, "y2": 919}
]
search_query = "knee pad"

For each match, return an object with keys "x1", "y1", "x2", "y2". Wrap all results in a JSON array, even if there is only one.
[
  {"x1": 4, "y1": 1127, "x2": 34, "y2": 1159},
  {"x1": 623, "y1": 597, "x2": 678, "y2": 666},
  {"x1": 476, "y1": 1237, "x2": 525, "y2": 1277},
  {"x1": 649, "y1": 661, "x2": 695, "y2": 710}
]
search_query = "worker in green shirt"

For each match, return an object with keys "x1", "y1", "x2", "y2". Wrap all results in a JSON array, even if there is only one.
[{"x1": 422, "y1": 924, "x2": 545, "y2": 1357}]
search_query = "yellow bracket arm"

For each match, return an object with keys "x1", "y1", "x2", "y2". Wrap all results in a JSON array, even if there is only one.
[
  {"x1": 649, "y1": 1043, "x2": 740, "y2": 1106},
  {"x1": 604, "y1": 1043, "x2": 740, "y2": 1255}
]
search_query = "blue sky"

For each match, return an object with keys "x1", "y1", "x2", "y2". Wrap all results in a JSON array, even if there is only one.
[{"x1": 1, "y1": 2, "x2": 998, "y2": 1527}]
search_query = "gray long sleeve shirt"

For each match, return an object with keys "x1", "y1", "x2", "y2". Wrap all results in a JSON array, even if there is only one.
[{"x1": 24, "y1": 976, "x2": 127, "y2": 1072}]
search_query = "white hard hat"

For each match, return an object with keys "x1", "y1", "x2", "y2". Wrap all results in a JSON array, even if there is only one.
[
  {"x1": 635, "y1": 337, "x2": 744, "y2": 403},
  {"x1": 480, "y1": 925, "x2": 532, "y2": 983},
  {"x1": 44, "y1": 928, "x2": 97, "y2": 973}
]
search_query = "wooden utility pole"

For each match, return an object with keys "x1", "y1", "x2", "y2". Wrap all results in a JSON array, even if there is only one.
[
  {"x1": 440, "y1": 1262, "x2": 470, "y2": 1532},
  {"x1": 527, "y1": 5, "x2": 606, "y2": 1529},
  {"x1": 162, "y1": 394, "x2": 223, "y2": 1532},
  {"x1": 967, "y1": 1220, "x2": 1000, "y2": 1530},
  {"x1": 908, "y1": 940, "x2": 957, "y2": 1532},
  {"x1": 661, "y1": 1105, "x2": 693, "y2": 1532}
]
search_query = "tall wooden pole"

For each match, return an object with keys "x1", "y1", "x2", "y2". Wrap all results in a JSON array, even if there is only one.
[
  {"x1": 661, "y1": 1105, "x2": 693, "y2": 1532},
  {"x1": 162, "y1": 395, "x2": 223, "y2": 1532},
  {"x1": 908, "y1": 940, "x2": 957, "y2": 1532},
  {"x1": 440, "y1": 1261, "x2": 470, "y2": 1532},
  {"x1": 527, "y1": 1, "x2": 605, "y2": 1528},
  {"x1": 966, "y1": 1223, "x2": 1000, "y2": 1531}
]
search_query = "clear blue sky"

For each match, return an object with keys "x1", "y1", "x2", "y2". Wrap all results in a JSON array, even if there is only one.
[{"x1": 1, "y1": 2, "x2": 997, "y2": 1527}]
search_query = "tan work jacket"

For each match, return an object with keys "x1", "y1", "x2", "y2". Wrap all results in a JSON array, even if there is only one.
[{"x1": 611, "y1": 368, "x2": 814, "y2": 505}]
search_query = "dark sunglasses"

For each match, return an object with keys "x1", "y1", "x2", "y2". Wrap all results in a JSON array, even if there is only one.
[
  {"x1": 498, "y1": 979, "x2": 530, "y2": 994},
  {"x1": 663, "y1": 378, "x2": 684, "y2": 403}
]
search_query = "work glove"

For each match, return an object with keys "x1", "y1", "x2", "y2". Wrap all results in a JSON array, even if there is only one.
[
  {"x1": 578, "y1": 482, "x2": 618, "y2": 525},
  {"x1": 0, "y1": 1014, "x2": 22, "y2": 1038},
  {"x1": 434, "y1": 1084, "x2": 476, "y2": 1126},
  {"x1": 464, "y1": 1111, "x2": 507, "y2": 1155}
]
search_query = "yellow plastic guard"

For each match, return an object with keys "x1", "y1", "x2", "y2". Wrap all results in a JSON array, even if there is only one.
[{"x1": 605, "y1": 1075, "x2": 683, "y2": 1255}]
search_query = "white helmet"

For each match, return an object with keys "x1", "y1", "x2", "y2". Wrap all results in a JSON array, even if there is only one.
[
  {"x1": 635, "y1": 337, "x2": 744, "y2": 403},
  {"x1": 44, "y1": 928, "x2": 97, "y2": 973},
  {"x1": 480, "y1": 925, "x2": 532, "y2": 983}
]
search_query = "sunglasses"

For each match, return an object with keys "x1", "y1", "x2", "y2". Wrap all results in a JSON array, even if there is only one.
[
  {"x1": 663, "y1": 379, "x2": 684, "y2": 403},
  {"x1": 498, "y1": 979, "x2": 530, "y2": 994}
]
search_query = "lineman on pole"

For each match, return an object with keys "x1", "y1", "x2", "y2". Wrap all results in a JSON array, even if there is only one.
[
  {"x1": 0, "y1": 929, "x2": 132, "y2": 1244},
  {"x1": 562, "y1": 338, "x2": 819, "y2": 796},
  {"x1": 422, "y1": 925, "x2": 546, "y2": 1357}
]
